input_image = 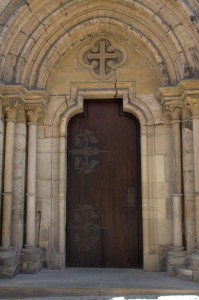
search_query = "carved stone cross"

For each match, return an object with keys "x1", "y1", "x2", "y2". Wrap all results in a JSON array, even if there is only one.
[
  {"x1": 87, "y1": 40, "x2": 118, "y2": 78},
  {"x1": 78, "y1": 38, "x2": 127, "y2": 80}
]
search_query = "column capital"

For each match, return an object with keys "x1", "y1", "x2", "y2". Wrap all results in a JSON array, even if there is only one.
[
  {"x1": 3, "y1": 100, "x2": 23, "y2": 122},
  {"x1": 185, "y1": 96, "x2": 199, "y2": 118},
  {"x1": 158, "y1": 87, "x2": 183, "y2": 121},
  {"x1": 26, "y1": 106, "x2": 42, "y2": 124},
  {"x1": 165, "y1": 101, "x2": 183, "y2": 121}
]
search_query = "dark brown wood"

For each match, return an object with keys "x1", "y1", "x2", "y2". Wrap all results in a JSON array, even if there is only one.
[{"x1": 67, "y1": 100, "x2": 142, "y2": 268}]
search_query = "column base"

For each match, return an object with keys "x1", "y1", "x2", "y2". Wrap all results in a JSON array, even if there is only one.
[
  {"x1": 19, "y1": 246, "x2": 42, "y2": 274},
  {"x1": 167, "y1": 246, "x2": 188, "y2": 275},
  {"x1": 191, "y1": 249, "x2": 199, "y2": 282},
  {"x1": 0, "y1": 247, "x2": 18, "y2": 278}
]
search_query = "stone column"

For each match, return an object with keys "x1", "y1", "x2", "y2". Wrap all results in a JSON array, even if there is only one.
[
  {"x1": 12, "y1": 120, "x2": 27, "y2": 252},
  {"x1": 181, "y1": 118, "x2": 195, "y2": 254},
  {"x1": 0, "y1": 102, "x2": 21, "y2": 278},
  {"x1": 19, "y1": 107, "x2": 42, "y2": 274},
  {"x1": 166, "y1": 104, "x2": 187, "y2": 273},
  {"x1": 186, "y1": 97, "x2": 199, "y2": 282}
]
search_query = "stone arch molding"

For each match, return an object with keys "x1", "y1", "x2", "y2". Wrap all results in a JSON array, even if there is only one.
[
  {"x1": 56, "y1": 82, "x2": 158, "y2": 268},
  {"x1": 1, "y1": 0, "x2": 199, "y2": 89}
]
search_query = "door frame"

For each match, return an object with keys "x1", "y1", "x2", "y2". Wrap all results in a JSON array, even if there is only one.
[{"x1": 55, "y1": 82, "x2": 157, "y2": 271}]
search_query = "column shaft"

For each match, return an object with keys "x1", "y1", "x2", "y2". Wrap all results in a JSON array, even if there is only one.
[
  {"x1": 171, "y1": 120, "x2": 183, "y2": 248},
  {"x1": 2, "y1": 120, "x2": 15, "y2": 248},
  {"x1": 26, "y1": 124, "x2": 37, "y2": 247},
  {"x1": 192, "y1": 118, "x2": 199, "y2": 248}
]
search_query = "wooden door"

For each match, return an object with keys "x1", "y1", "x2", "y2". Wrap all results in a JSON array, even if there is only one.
[{"x1": 67, "y1": 100, "x2": 142, "y2": 268}]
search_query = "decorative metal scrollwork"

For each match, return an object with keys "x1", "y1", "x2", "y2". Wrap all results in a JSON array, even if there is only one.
[
  {"x1": 70, "y1": 129, "x2": 107, "y2": 174},
  {"x1": 70, "y1": 204, "x2": 100, "y2": 252}
]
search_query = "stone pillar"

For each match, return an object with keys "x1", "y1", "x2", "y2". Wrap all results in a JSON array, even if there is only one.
[
  {"x1": 19, "y1": 107, "x2": 42, "y2": 274},
  {"x1": 186, "y1": 97, "x2": 199, "y2": 282},
  {"x1": 0, "y1": 103, "x2": 21, "y2": 278},
  {"x1": 12, "y1": 120, "x2": 27, "y2": 252},
  {"x1": 166, "y1": 104, "x2": 187, "y2": 273},
  {"x1": 182, "y1": 118, "x2": 195, "y2": 254}
]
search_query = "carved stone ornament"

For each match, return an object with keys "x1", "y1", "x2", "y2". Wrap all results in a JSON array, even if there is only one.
[
  {"x1": 186, "y1": 96, "x2": 199, "y2": 117},
  {"x1": 26, "y1": 106, "x2": 42, "y2": 124},
  {"x1": 3, "y1": 101, "x2": 23, "y2": 122},
  {"x1": 78, "y1": 37, "x2": 127, "y2": 80}
]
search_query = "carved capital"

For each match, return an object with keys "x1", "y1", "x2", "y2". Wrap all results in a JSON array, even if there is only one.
[
  {"x1": 26, "y1": 107, "x2": 42, "y2": 124},
  {"x1": 3, "y1": 101, "x2": 23, "y2": 122},
  {"x1": 186, "y1": 96, "x2": 199, "y2": 118},
  {"x1": 165, "y1": 102, "x2": 182, "y2": 121}
]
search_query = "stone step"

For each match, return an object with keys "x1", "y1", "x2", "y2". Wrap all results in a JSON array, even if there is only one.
[
  {"x1": 1, "y1": 296, "x2": 199, "y2": 300},
  {"x1": 1, "y1": 287, "x2": 199, "y2": 299}
]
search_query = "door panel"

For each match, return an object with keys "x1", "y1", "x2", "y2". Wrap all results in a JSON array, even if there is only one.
[{"x1": 67, "y1": 100, "x2": 142, "y2": 268}]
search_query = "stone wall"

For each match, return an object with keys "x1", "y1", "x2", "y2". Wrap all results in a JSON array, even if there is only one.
[{"x1": 0, "y1": 103, "x2": 3, "y2": 238}]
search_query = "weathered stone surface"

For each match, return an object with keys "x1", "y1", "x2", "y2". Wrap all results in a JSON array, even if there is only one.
[
  {"x1": 0, "y1": 248, "x2": 18, "y2": 278},
  {"x1": 167, "y1": 247, "x2": 189, "y2": 274},
  {"x1": 191, "y1": 250, "x2": 199, "y2": 282},
  {"x1": 19, "y1": 247, "x2": 42, "y2": 274}
]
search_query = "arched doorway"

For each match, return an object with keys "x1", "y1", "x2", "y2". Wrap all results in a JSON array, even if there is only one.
[{"x1": 66, "y1": 99, "x2": 142, "y2": 268}]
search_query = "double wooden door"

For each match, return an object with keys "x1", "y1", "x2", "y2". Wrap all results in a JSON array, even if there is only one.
[{"x1": 67, "y1": 100, "x2": 142, "y2": 268}]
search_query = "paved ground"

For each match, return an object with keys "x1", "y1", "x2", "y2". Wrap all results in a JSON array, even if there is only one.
[{"x1": 0, "y1": 268, "x2": 198, "y2": 299}]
